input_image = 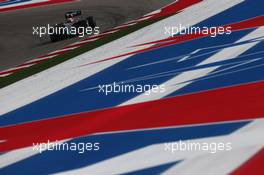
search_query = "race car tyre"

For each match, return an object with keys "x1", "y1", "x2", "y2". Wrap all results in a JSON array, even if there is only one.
[
  {"x1": 78, "y1": 20, "x2": 88, "y2": 28},
  {"x1": 50, "y1": 35, "x2": 59, "y2": 42},
  {"x1": 87, "y1": 16, "x2": 96, "y2": 29}
]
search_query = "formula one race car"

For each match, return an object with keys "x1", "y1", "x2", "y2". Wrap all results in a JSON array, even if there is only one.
[{"x1": 49, "y1": 10, "x2": 97, "y2": 42}]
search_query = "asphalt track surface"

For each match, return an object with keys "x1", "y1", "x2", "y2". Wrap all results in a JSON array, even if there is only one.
[{"x1": 0, "y1": 0, "x2": 174, "y2": 71}]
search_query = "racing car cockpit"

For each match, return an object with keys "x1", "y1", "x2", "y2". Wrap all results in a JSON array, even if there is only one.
[{"x1": 65, "y1": 10, "x2": 82, "y2": 23}]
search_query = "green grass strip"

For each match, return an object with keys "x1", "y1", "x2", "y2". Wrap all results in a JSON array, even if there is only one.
[{"x1": 0, "y1": 16, "x2": 166, "y2": 88}]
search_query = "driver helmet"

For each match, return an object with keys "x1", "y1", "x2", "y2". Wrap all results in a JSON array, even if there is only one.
[{"x1": 67, "y1": 17, "x2": 74, "y2": 23}]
